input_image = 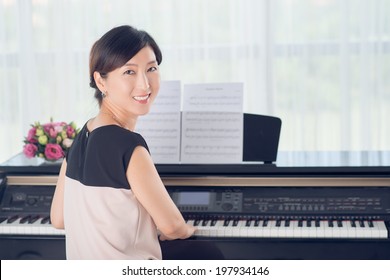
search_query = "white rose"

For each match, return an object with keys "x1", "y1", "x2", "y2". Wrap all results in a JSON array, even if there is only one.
[{"x1": 62, "y1": 138, "x2": 73, "y2": 148}]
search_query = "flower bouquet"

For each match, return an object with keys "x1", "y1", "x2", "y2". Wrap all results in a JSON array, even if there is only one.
[{"x1": 23, "y1": 119, "x2": 79, "y2": 161}]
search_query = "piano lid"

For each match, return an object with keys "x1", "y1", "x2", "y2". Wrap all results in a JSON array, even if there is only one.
[{"x1": 1, "y1": 151, "x2": 390, "y2": 176}]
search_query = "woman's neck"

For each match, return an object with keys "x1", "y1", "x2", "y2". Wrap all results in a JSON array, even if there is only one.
[{"x1": 99, "y1": 103, "x2": 137, "y2": 131}]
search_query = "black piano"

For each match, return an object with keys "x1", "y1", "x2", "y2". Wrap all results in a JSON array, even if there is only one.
[{"x1": 1, "y1": 150, "x2": 390, "y2": 260}]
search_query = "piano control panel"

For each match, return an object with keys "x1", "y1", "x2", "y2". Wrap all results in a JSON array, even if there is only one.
[
  {"x1": 0, "y1": 185, "x2": 54, "y2": 214},
  {"x1": 169, "y1": 187, "x2": 390, "y2": 216}
]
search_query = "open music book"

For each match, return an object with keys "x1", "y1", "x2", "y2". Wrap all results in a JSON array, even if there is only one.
[{"x1": 136, "y1": 81, "x2": 244, "y2": 164}]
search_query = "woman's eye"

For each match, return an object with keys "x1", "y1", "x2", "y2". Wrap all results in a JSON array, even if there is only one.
[
  {"x1": 124, "y1": 70, "x2": 135, "y2": 75},
  {"x1": 148, "y1": 66, "x2": 158, "y2": 72}
]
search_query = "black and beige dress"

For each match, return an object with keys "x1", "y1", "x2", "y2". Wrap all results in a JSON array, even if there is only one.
[{"x1": 63, "y1": 123, "x2": 161, "y2": 259}]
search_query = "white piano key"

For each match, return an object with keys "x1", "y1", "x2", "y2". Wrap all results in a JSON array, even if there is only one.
[
  {"x1": 307, "y1": 221, "x2": 317, "y2": 238},
  {"x1": 284, "y1": 221, "x2": 295, "y2": 237},
  {"x1": 185, "y1": 217, "x2": 388, "y2": 240},
  {"x1": 373, "y1": 220, "x2": 388, "y2": 238}
]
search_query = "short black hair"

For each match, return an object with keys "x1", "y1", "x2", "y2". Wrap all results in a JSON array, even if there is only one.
[{"x1": 89, "y1": 25, "x2": 162, "y2": 105}]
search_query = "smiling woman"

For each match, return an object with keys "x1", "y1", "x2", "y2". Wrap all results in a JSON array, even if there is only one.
[{"x1": 50, "y1": 25, "x2": 196, "y2": 260}]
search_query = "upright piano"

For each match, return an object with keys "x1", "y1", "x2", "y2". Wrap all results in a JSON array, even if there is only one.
[{"x1": 1, "y1": 151, "x2": 390, "y2": 260}]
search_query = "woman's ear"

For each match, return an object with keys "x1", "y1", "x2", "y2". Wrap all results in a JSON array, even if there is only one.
[{"x1": 93, "y1": 71, "x2": 106, "y2": 93}]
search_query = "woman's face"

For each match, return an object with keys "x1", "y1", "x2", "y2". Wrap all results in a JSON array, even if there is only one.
[{"x1": 100, "y1": 46, "x2": 160, "y2": 117}]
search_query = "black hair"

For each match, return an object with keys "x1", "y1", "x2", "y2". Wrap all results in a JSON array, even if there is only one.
[{"x1": 89, "y1": 25, "x2": 162, "y2": 106}]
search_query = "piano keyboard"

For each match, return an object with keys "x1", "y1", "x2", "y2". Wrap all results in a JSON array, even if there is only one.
[
  {"x1": 1, "y1": 215, "x2": 387, "y2": 239},
  {"x1": 0, "y1": 215, "x2": 64, "y2": 236},
  {"x1": 187, "y1": 218, "x2": 388, "y2": 239}
]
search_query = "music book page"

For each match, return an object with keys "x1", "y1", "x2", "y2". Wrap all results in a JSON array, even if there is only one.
[
  {"x1": 181, "y1": 83, "x2": 244, "y2": 163},
  {"x1": 135, "y1": 80, "x2": 181, "y2": 163}
]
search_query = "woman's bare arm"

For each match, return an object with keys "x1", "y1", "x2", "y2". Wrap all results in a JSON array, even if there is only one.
[
  {"x1": 50, "y1": 159, "x2": 67, "y2": 229},
  {"x1": 127, "y1": 146, "x2": 196, "y2": 240}
]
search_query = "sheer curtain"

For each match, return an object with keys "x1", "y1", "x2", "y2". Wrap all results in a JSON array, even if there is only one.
[{"x1": 0, "y1": 0, "x2": 389, "y2": 163}]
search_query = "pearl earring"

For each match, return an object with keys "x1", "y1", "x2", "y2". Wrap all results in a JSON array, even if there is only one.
[{"x1": 101, "y1": 91, "x2": 107, "y2": 98}]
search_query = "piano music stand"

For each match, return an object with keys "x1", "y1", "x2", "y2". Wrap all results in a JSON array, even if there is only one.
[{"x1": 243, "y1": 113, "x2": 281, "y2": 164}]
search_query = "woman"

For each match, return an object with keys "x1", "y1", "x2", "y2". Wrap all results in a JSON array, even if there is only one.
[{"x1": 50, "y1": 25, "x2": 196, "y2": 259}]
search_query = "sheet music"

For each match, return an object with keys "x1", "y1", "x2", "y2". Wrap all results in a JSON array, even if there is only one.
[
  {"x1": 135, "y1": 80, "x2": 181, "y2": 163},
  {"x1": 181, "y1": 83, "x2": 244, "y2": 163}
]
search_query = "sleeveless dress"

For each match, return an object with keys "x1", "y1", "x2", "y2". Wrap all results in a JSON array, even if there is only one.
[{"x1": 63, "y1": 123, "x2": 161, "y2": 259}]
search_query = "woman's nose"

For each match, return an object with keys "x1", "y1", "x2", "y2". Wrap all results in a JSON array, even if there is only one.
[{"x1": 137, "y1": 73, "x2": 150, "y2": 91}]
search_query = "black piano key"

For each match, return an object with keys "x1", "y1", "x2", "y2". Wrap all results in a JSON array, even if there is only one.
[
  {"x1": 368, "y1": 220, "x2": 374, "y2": 228},
  {"x1": 210, "y1": 219, "x2": 217, "y2": 226},
  {"x1": 315, "y1": 220, "x2": 320, "y2": 227},
  {"x1": 306, "y1": 220, "x2": 312, "y2": 227},
  {"x1": 19, "y1": 215, "x2": 31, "y2": 224},
  {"x1": 232, "y1": 219, "x2": 239, "y2": 227},
  {"x1": 194, "y1": 220, "x2": 201, "y2": 226},
  {"x1": 245, "y1": 220, "x2": 252, "y2": 227},
  {"x1": 41, "y1": 216, "x2": 51, "y2": 224},
  {"x1": 254, "y1": 219, "x2": 261, "y2": 227},
  {"x1": 298, "y1": 220, "x2": 303, "y2": 227},
  {"x1": 262, "y1": 220, "x2": 268, "y2": 227},
  {"x1": 276, "y1": 220, "x2": 282, "y2": 227},
  {"x1": 29, "y1": 215, "x2": 40, "y2": 224},
  {"x1": 285, "y1": 220, "x2": 290, "y2": 227},
  {"x1": 328, "y1": 220, "x2": 334, "y2": 227},
  {"x1": 337, "y1": 220, "x2": 343, "y2": 227},
  {"x1": 0, "y1": 217, "x2": 7, "y2": 223},
  {"x1": 201, "y1": 220, "x2": 209, "y2": 226},
  {"x1": 351, "y1": 220, "x2": 356, "y2": 227},
  {"x1": 7, "y1": 215, "x2": 19, "y2": 223},
  {"x1": 359, "y1": 220, "x2": 365, "y2": 227},
  {"x1": 223, "y1": 219, "x2": 231, "y2": 227}
]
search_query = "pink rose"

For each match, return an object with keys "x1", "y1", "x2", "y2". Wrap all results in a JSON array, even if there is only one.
[
  {"x1": 66, "y1": 125, "x2": 75, "y2": 138},
  {"x1": 23, "y1": 143, "x2": 38, "y2": 158},
  {"x1": 44, "y1": 143, "x2": 64, "y2": 160},
  {"x1": 27, "y1": 127, "x2": 37, "y2": 143},
  {"x1": 49, "y1": 127, "x2": 57, "y2": 138}
]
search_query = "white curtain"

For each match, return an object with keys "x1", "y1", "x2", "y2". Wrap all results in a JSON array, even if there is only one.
[{"x1": 0, "y1": 0, "x2": 389, "y2": 163}]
